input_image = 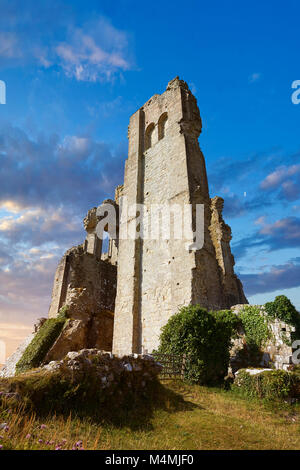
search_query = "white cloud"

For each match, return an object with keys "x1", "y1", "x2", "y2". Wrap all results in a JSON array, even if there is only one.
[
  {"x1": 260, "y1": 164, "x2": 300, "y2": 190},
  {"x1": 0, "y1": 16, "x2": 133, "y2": 83},
  {"x1": 0, "y1": 205, "x2": 80, "y2": 242},
  {"x1": 258, "y1": 217, "x2": 300, "y2": 240},
  {"x1": 0, "y1": 32, "x2": 21, "y2": 58},
  {"x1": 1, "y1": 200, "x2": 26, "y2": 214},
  {"x1": 190, "y1": 83, "x2": 197, "y2": 95},
  {"x1": 55, "y1": 19, "x2": 132, "y2": 82},
  {"x1": 260, "y1": 167, "x2": 287, "y2": 189},
  {"x1": 254, "y1": 215, "x2": 266, "y2": 226},
  {"x1": 58, "y1": 135, "x2": 92, "y2": 160}
]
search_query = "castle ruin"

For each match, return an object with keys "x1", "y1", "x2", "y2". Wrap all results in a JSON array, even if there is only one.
[{"x1": 47, "y1": 77, "x2": 247, "y2": 358}]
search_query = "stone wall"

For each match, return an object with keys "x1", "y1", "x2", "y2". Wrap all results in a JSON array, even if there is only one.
[
  {"x1": 49, "y1": 245, "x2": 116, "y2": 320},
  {"x1": 43, "y1": 348, "x2": 162, "y2": 391},
  {"x1": 48, "y1": 255, "x2": 69, "y2": 318},
  {"x1": 45, "y1": 245, "x2": 117, "y2": 360},
  {"x1": 113, "y1": 77, "x2": 247, "y2": 355},
  {"x1": 0, "y1": 349, "x2": 163, "y2": 409},
  {"x1": 209, "y1": 197, "x2": 247, "y2": 307}
]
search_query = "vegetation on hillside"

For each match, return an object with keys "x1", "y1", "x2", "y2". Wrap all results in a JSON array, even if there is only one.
[
  {"x1": 0, "y1": 296, "x2": 299, "y2": 450},
  {"x1": 15, "y1": 307, "x2": 68, "y2": 374}
]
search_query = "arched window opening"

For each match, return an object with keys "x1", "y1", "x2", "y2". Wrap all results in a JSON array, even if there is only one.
[
  {"x1": 145, "y1": 123, "x2": 155, "y2": 151},
  {"x1": 101, "y1": 232, "x2": 110, "y2": 259},
  {"x1": 158, "y1": 112, "x2": 168, "y2": 141},
  {"x1": 101, "y1": 232, "x2": 118, "y2": 265}
]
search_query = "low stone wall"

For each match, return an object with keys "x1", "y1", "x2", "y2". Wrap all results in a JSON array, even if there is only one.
[
  {"x1": 0, "y1": 349, "x2": 163, "y2": 411},
  {"x1": 43, "y1": 349, "x2": 162, "y2": 389},
  {"x1": 0, "y1": 349, "x2": 162, "y2": 413}
]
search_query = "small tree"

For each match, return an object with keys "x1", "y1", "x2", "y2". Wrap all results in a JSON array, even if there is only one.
[
  {"x1": 265, "y1": 295, "x2": 300, "y2": 341},
  {"x1": 156, "y1": 305, "x2": 239, "y2": 385}
]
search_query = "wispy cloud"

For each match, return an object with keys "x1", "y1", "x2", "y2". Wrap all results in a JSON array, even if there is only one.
[
  {"x1": 0, "y1": 251, "x2": 58, "y2": 325},
  {"x1": 0, "y1": 32, "x2": 21, "y2": 58},
  {"x1": 248, "y1": 72, "x2": 262, "y2": 83},
  {"x1": 260, "y1": 164, "x2": 300, "y2": 201},
  {"x1": 0, "y1": 123, "x2": 126, "y2": 214},
  {"x1": 0, "y1": 122, "x2": 127, "y2": 342},
  {"x1": 208, "y1": 148, "x2": 300, "y2": 220},
  {"x1": 240, "y1": 257, "x2": 300, "y2": 296},
  {"x1": 258, "y1": 216, "x2": 300, "y2": 240},
  {"x1": 233, "y1": 216, "x2": 300, "y2": 259},
  {"x1": 0, "y1": 13, "x2": 134, "y2": 82},
  {"x1": 55, "y1": 18, "x2": 132, "y2": 82},
  {"x1": 0, "y1": 205, "x2": 81, "y2": 246}
]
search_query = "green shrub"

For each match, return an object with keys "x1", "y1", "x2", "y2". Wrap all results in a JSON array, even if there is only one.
[
  {"x1": 234, "y1": 369, "x2": 299, "y2": 400},
  {"x1": 265, "y1": 295, "x2": 300, "y2": 342},
  {"x1": 15, "y1": 307, "x2": 68, "y2": 374},
  {"x1": 156, "y1": 305, "x2": 239, "y2": 385}
]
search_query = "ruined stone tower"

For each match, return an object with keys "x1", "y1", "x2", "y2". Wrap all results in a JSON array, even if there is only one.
[
  {"x1": 7, "y1": 77, "x2": 300, "y2": 383},
  {"x1": 112, "y1": 77, "x2": 247, "y2": 355},
  {"x1": 45, "y1": 77, "x2": 247, "y2": 360}
]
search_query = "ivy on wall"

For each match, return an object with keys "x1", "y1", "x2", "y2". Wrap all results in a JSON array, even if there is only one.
[{"x1": 239, "y1": 305, "x2": 272, "y2": 351}]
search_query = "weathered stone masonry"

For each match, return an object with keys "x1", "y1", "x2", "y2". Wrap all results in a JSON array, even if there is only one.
[
  {"x1": 47, "y1": 77, "x2": 247, "y2": 357},
  {"x1": 113, "y1": 77, "x2": 247, "y2": 355}
]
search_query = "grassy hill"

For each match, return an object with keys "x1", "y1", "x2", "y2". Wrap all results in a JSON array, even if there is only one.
[{"x1": 0, "y1": 380, "x2": 299, "y2": 450}]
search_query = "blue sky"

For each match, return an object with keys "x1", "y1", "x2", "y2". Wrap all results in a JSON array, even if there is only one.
[{"x1": 0, "y1": 0, "x2": 299, "y2": 356}]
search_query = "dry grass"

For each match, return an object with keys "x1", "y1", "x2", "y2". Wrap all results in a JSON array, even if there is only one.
[{"x1": 0, "y1": 380, "x2": 299, "y2": 450}]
